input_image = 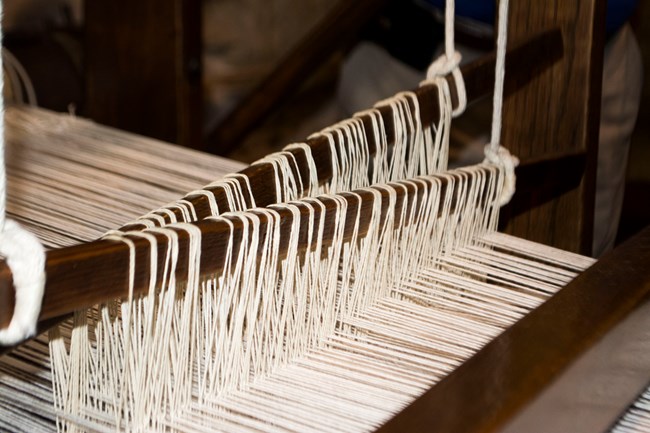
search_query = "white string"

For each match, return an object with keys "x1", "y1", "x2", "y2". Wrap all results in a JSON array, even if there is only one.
[
  {"x1": 422, "y1": 0, "x2": 467, "y2": 116},
  {"x1": 489, "y1": 0, "x2": 509, "y2": 153},
  {"x1": 40, "y1": 115, "x2": 496, "y2": 428},
  {"x1": 44, "y1": 161, "x2": 587, "y2": 432},
  {"x1": 0, "y1": 105, "x2": 245, "y2": 428},
  {"x1": 253, "y1": 151, "x2": 304, "y2": 203},
  {"x1": 484, "y1": 0, "x2": 519, "y2": 206},
  {"x1": 283, "y1": 143, "x2": 320, "y2": 196},
  {"x1": 0, "y1": 122, "x2": 598, "y2": 432},
  {"x1": 52, "y1": 76, "x2": 450, "y2": 237},
  {"x1": 0, "y1": 220, "x2": 46, "y2": 345},
  {"x1": 443, "y1": 0, "x2": 455, "y2": 63}
]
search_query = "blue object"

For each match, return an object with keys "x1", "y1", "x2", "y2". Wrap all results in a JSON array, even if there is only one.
[{"x1": 423, "y1": 0, "x2": 638, "y2": 37}]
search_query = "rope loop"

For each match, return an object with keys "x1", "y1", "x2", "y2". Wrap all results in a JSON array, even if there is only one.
[
  {"x1": 0, "y1": 220, "x2": 46, "y2": 346},
  {"x1": 425, "y1": 50, "x2": 462, "y2": 78},
  {"x1": 483, "y1": 144, "x2": 519, "y2": 206},
  {"x1": 421, "y1": 54, "x2": 467, "y2": 118},
  {"x1": 420, "y1": 0, "x2": 468, "y2": 117}
]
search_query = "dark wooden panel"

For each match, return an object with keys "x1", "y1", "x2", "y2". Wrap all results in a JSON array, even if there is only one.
[
  {"x1": 500, "y1": 0, "x2": 607, "y2": 254},
  {"x1": 84, "y1": 0, "x2": 202, "y2": 148}
]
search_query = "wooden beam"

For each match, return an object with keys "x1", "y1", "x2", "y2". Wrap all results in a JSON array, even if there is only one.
[
  {"x1": 0, "y1": 169, "x2": 493, "y2": 353},
  {"x1": 124, "y1": 28, "x2": 563, "y2": 228},
  {"x1": 376, "y1": 225, "x2": 650, "y2": 433},
  {"x1": 500, "y1": 0, "x2": 607, "y2": 254}
]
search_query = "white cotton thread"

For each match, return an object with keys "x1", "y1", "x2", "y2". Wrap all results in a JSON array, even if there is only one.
[
  {"x1": 0, "y1": 220, "x2": 46, "y2": 345},
  {"x1": 489, "y1": 0, "x2": 508, "y2": 152},
  {"x1": 0, "y1": 0, "x2": 46, "y2": 346},
  {"x1": 8, "y1": 2, "x2": 592, "y2": 429},
  {"x1": 283, "y1": 143, "x2": 320, "y2": 196},
  {"x1": 353, "y1": 108, "x2": 389, "y2": 185},
  {"x1": 41, "y1": 164, "x2": 593, "y2": 432},
  {"x1": 483, "y1": 0, "x2": 519, "y2": 207},
  {"x1": 259, "y1": 151, "x2": 303, "y2": 202},
  {"x1": 483, "y1": 145, "x2": 518, "y2": 206},
  {"x1": 421, "y1": 0, "x2": 467, "y2": 116},
  {"x1": 0, "y1": 103, "x2": 246, "y2": 427}
]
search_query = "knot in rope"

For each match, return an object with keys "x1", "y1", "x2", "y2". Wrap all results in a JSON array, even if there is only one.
[
  {"x1": 425, "y1": 51, "x2": 462, "y2": 78},
  {"x1": 0, "y1": 219, "x2": 46, "y2": 346},
  {"x1": 483, "y1": 144, "x2": 519, "y2": 207},
  {"x1": 422, "y1": 51, "x2": 467, "y2": 117}
]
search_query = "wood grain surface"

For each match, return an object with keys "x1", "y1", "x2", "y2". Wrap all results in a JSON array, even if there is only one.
[{"x1": 500, "y1": 0, "x2": 607, "y2": 254}]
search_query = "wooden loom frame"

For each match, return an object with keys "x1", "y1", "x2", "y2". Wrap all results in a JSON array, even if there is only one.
[
  {"x1": 3, "y1": 0, "x2": 650, "y2": 431},
  {"x1": 0, "y1": 27, "x2": 565, "y2": 332}
]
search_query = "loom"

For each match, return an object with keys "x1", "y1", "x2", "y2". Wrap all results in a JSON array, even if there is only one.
[{"x1": 1, "y1": 0, "x2": 650, "y2": 432}]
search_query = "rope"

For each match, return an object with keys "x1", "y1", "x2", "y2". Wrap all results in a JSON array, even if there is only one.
[
  {"x1": 484, "y1": 0, "x2": 519, "y2": 206},
  {"x1": 422, "y1": 0, "x2": 467, "y2": 116}
]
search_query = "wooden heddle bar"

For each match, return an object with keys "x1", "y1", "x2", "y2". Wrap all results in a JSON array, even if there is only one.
[{"x1": 1, "y1": 166, "x2": 498, "y2": 345}]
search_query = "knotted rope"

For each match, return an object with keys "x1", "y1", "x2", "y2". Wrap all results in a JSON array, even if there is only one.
[
  {"x1": 422, "y1": 0, "x2": 467, "y2": 117},
  {"x1": 484, "y1": 0, "x2": 519, "y2": 206}
]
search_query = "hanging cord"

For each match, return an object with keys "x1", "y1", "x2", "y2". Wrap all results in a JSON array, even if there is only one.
[
  {"x1": 483, "y1": 0, "x2": 519, "y2": 206},
  {"x1": 421, "y1": 0, "x2": 467, "y2": 116},
  {"x1": 0, "y1": 7, "x2": 46, "y2": 346}
]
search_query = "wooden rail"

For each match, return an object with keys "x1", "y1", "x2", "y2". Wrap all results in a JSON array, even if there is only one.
[
  {"x1": 377, "y1": 225, "x2": 650, "y2": 433},
  {"x1": 0, "y1": 167, "x2": 497, "y2": 355}
]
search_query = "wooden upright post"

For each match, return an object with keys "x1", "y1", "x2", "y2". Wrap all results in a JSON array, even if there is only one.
[
  {"x1": 85, "y1": 0, "x2": 202, "y2": 149},
  {"x1": 501, "y1": 0, "x2": 606, "y2": 254}
]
